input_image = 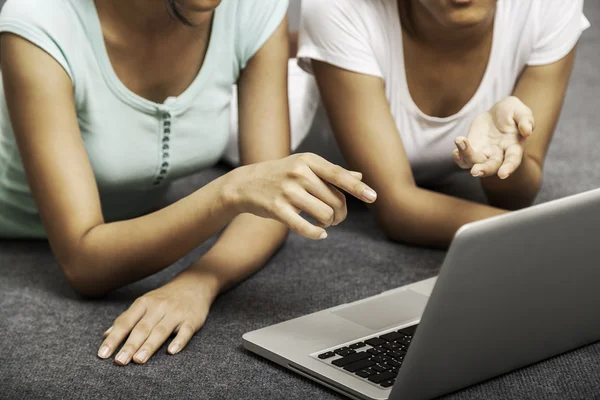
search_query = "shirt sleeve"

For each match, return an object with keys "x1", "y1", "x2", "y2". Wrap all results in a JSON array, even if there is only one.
[
  {"x1": 0, "y1": 0, "x2": 74, "y2": 80},
  {"x1": 297, "y1": 0, "x2": 383, "y2": 78},
  {"x1": 528, "y1": 0, "x2": 590, "y2": 66},
  {"x1": 237, "y1": 0, "x2": 289, "y2": 70}
]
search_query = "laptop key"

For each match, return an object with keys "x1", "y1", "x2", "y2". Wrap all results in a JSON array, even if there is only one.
[
  {"x1": 368, "y1": 371, "x2": 397, "y2": 384},
  {"x1": 343, "y1": 359, "x2": 376, "y2": 372},
  {"x1": 380, "y1": 379, "x2": 395, "y2": 388},
  {"x1": 372, "y1": 364, "x2": 387, "y2": 372},
  {"x1": 356, "y1": 368, "x2": 376, "y2": 378},
  {"x1": 334, "y1": 347, "x2": 350, "y2": 354},
  {"x1": 370, "y1": 355, "x2": 389, "y2": 364},
  {"x1": 383, "y1": 343, "x2": 401, "y2": 351},
  {"x1": 367, "y1": 348, "x2": 384, "y2": 356},
  {"x1": 379, "y1": 332, "x2": 405, "y2": 342},
  {"x1": 365, "y1": 337, "x2": 386, "y2": 347},
  {"x1": 395, "y1": 337, "x2": 411, "y2": 346},
  {"x1": 349, "y1": 342, "x2": 366, "y2": 349},
  {"x1": 388, "y1": 350, "x2": 406, "y2": 359},
  {"x1": 398, "y1": 325, "x2": 417, "y2": 336},
  {"x1": 388, "y1": 358, "x2": 403, "y2": 368},
  {"x1": 318, "y1": 352, "x2": 336, "y2": 360},
  {"x1": 337, "y1": 349, "x2": 356, "y2": 357},
  {"x1": 331, "y1": 351, "x2": 370, "y2": 367}
]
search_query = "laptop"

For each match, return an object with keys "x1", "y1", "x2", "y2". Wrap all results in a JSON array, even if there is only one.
[{"x1": 243, "y1": 188, "x2": 600, "y2": 400}]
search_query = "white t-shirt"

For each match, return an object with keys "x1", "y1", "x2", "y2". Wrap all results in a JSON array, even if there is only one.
[{"x1": 298, "y1": 0, "x2": 590, "y2": 184}]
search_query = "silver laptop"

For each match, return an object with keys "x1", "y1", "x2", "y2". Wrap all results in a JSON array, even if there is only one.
[{"x1": 243, "y1": 188, "x2": 600, "y2": 400}]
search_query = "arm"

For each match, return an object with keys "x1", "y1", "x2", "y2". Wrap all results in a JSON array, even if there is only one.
[
  {"x1": 96, "y1": 19, "x2": 379, "y2": 365},
  {"x1": 1, "y1": 34, "x2": 237, "y2": 297},
  {"x1": 312, "y1": 61, "x2": 505, "y2": 249},
  {"x1": 480, "y1": 48, "x2": 577, "y2": 209},
  {"x1": 185, "y1": 17, "x2": 291, "y2": 291}
]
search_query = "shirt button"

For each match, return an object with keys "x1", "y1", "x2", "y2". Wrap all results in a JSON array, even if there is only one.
[
  {"x1": 162, "y1": 144, "x2": 169, "y2": 150},
  {"x1": 163, "y1": 153, "x2": 169, "y2": 159}
]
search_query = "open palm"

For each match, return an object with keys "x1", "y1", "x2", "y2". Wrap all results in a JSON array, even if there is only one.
[{"x1": 453, "y1": 96, "x2": 535, "y2": 179}]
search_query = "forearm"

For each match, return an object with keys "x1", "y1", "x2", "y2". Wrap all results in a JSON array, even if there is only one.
[
  {"x1": 481, "y1": 155, "x2": 542, "y2": 210},
  {"x1": 187, "y1": 214, "x2": 288, "y2": 292},
  {"x1": 67, "y1": 176, "x2": 237, "y2": 296},
  {"x1": 378, "y1": 186, "x2": 506, "y2": 249}
]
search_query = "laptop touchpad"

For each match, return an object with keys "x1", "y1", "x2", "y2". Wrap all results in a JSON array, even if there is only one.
[{"x1": 331, "y1": 289, "x2": 428, "y2": 331}]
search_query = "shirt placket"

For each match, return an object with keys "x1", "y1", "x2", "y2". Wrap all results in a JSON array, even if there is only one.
[{"x1": 154, "y1": 110, "x2": 172, "y2": 186}]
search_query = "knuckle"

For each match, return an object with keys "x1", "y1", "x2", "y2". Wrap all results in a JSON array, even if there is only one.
[
  {"x1": 322, "y1": 206, "x2": 334, "y2": 223},
  {"x1": 180, "y1": 322, "x2": 196, "y2": 334},
  {"x1": 135, "y1": 321, "x2": 152, "y2": 335},
  {"x1": 153, "y1": 324, "x2": 170, "y2": 337},
  {"x1": 272, "y1": 196, "x2": 288, "y2": 214},
  {"x1": 296, "y1": 153, "x2": 313, "y2": 165}
]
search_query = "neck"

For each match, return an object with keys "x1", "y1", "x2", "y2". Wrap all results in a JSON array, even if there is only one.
[
  {"x1": 406, "y1": 0, "x2": 495, "y2": 51},
  {"x1": 95, "y1": 0, "x2": 212, "y2": 38}
]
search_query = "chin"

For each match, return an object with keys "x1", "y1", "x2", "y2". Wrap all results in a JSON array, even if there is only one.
[
  {"x1": 423, "y1": 0, "x2": 496, "y2": 28},
  {"x1": 181, "y1": 0, "x2": 223, "y2": 12}
]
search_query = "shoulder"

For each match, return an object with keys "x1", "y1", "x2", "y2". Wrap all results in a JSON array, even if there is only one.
[
  {"x1": 0, "y1": 0, "x2": 73, "y2": 27},
  {"x1": 218, "y1": 0, "x2": 288, "y2": 69},
  {"x1": 0, "y1": 0, "x2": 80, "y2": 79}
]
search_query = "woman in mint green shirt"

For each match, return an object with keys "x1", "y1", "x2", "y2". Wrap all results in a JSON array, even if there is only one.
[{"x1": 0, "y1": 0, "x2": 377, "y2": 365}]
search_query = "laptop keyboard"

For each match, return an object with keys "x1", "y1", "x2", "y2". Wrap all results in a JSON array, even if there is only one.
[{"x1": 316, "y1": 324, "x2": 418, "y2": 389}]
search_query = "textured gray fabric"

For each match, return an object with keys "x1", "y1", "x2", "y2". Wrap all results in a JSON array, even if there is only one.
[{"x1": 1, "y1": 2, "x2": 600, "y2": 400}]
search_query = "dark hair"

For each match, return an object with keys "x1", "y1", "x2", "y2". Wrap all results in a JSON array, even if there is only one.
[
  {"x1": 398, "y1": 0, "x2": 417, "y2": 38},
  {"x1": 167, "y1": 0, "x2": 193, "y2": 26}
]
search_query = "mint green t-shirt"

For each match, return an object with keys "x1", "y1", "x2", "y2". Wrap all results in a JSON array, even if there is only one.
[{"x1": 0, "y1": 0, "x2": 288, "y2": 238}]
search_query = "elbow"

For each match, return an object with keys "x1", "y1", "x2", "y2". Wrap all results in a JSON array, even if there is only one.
[
  {"x1": 374, "y1": 199, "x2": 431, "y2": 247},
  {"x1": 489, "y1": 177, "x2": 543, "y2": 211},
  {"x1": 61, "y1": 259, "x2": 109, "y2": 299},
  {"x1": 379, "y1": 215, "x2": 428, "y2": 247}
]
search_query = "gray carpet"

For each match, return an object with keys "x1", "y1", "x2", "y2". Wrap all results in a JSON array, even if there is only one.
[{"x1": 1, "y1": 2, "x2": 600, "y2": 400}]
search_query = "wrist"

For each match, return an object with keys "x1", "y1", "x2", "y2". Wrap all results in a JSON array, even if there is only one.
[
  {"x1": 219, "y1": 167, "x2": 247, "y2": 216},
  {"x1": 172, "y1": 266, "x2": 224, "y2": 301}
]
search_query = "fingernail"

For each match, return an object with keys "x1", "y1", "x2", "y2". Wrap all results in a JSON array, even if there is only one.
[
  {"x1": 474, "y1": 172, "x2": 484, "y2": 177},
  {"x1": 456, "y1": 140, "x2": 466, "y2": 151},
  {"x1": 135, "y1": 350, "x2": 148, "y2": 363},
  {"x1": 363, "y1": 188, "x2": 377, "y2": 202},
  {"x1": 98, "y1": 345, "x2": 110, "y2": 359},
  {"x1": 319, "y1": 231, "x2": 328, "y2": 240},
  {"x1": 116, "y1": 352, "x2": 128, "y2": 365},
  {"x1": 169, "y1": 343, "x2": 180, "y2": 355}
]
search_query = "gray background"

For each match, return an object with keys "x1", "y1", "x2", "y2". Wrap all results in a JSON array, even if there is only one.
[{"x1": 1, "y1": 1, "x2": 600, "y2": 400}]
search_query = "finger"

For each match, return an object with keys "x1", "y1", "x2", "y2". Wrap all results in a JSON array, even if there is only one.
[
  {"x1": 133, "y1": 317, "x2": 179, "y2": 364},
  {"x1": 303, "y1": 154, "x2": 377, "y2": 203},
  {"x1": 276, "y1": 203, "x2": 326, "y2": 240},
  {"x1": 512, "y1": 99, "x2": 535, "y2": 138},
  {"x1": 304, "y1": 177, "x2": 347, "y2": 226},
  {"x1": 114, "y1": 312, "x2": 164, "y2": 366},
  {"x1": 290, "y1": 191, "x2": 335, "y2": 229},
  {"x1": 471, "y1": 147, "x2": 504, "y2": 177},
  {"x1": 98, "y1": 303, "x2": 146, "y2": 359},
  {"x1": 497, "y1": 144, "x2": 524, "y2": 179},
  {"x1": 168, "y1": 322, "x2": 197, "y2": 356},
  {"x1": 103, "y1": 326, "x2": 113, "y2": 338},
  {"x1": 454, "y1": 137, "x2": 488, "y2": 168},
  {"x1": 453, "y1": 149, "x2": 470, "y2": 169},
  {"x1": 348, "y1": 171, "x2": 363, "y2": 180}
]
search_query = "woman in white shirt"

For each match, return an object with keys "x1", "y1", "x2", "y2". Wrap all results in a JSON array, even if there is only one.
[{"x1": 297, "y1": 0, "x2": 590, "y2": 248}]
